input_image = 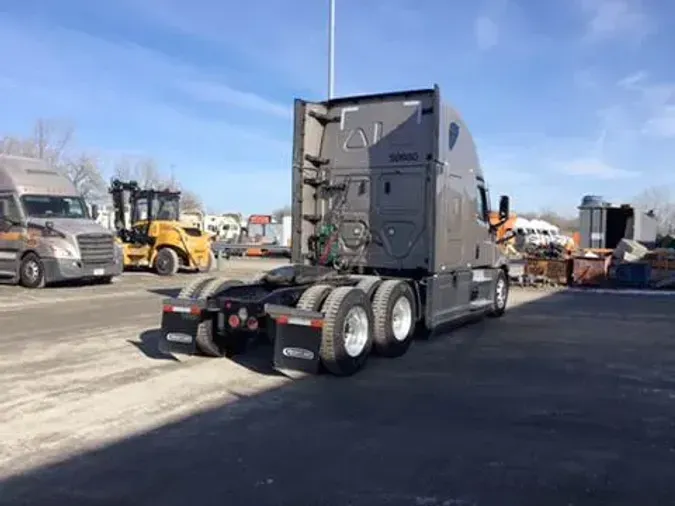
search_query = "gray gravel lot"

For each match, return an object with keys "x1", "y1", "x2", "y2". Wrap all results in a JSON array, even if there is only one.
[{"x1": 1, "y1": 261, "x2": 674, "y2": 506}]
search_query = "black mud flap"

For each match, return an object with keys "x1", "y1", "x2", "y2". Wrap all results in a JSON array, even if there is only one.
[
  {"x1": 160, "y1": 298, "x2": 207, "y2": 355},
  {"x1": 265, "y1": 303, "x2": 324, "y2": 374}
]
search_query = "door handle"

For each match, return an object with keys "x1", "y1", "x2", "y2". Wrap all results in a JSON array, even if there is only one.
[{"x1": 475, "y1": 244, "x2": 480, "y2": 259}]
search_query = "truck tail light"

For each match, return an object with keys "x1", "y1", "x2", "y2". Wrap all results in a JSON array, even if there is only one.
[
  {"x1": 228, "y1": 314, "x2": 241, "y2": 328},
  {"x1": 163, "y1": 304, "x2": 201, "y2": 315}
]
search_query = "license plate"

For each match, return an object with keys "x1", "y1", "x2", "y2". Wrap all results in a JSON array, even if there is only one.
[
  {"x1": 166, "y1": 332, "x2": 193, "y2": 344},
  {"x1": 93, "y1": 268, "x2": 104, "y2": 276},
  {"x1": 472, "y1": 270, "x2": 489, "y2": 282}
]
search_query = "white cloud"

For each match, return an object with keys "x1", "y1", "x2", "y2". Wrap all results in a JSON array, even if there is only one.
[
  {"x1": 613, "y1": 71, "x2": 675, "y2": 139},
  {"x1": 176, "y1": 80, "x2": 291, "y2": 119},
  {"x1": 617, "y1": 70, "x2": 648, "y2": 89},
  {"x1": 117, "y1": 0, "x2": 330, "y2": 94},
  {"x1": 558, "y1": 157, "x2": 639, "y2": 179},
  {"x1": 643, "y1": 106, "x2": 675, "y2": 138},
  {"x1": 119, "y1": 0, "x2": 483, "y2": 97},
  {"x1": 0, "y1": 16, "x2": 289, "y2": 122},
  {"x1": 0, "y1": 14, "x2": 295, "y2": 203},
  {"x1": 474, "y1": 16, "x2": 500, "y2": 50},
  {"x1": 579, "y1": 0, "x2": 652, "y2": 41}
]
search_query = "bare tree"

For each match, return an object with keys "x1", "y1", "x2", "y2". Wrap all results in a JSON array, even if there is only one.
[
  {"x1": 2, "y1": 119, "x2": 205, "y2": 212},
  {"x1": 633, "y1": 186, "x2": 675, "y2": 236},
  {"x1": 178, "y1": 188, "x2": 204, "y2": 212},
  {"x1": 111, "y1": 157, "x2": 134, "y2": 182},
  {"x1": 0, "y1": 119, "x2": 107, "y2": 203},
  {"x1": 112, "y1": 157, "x2": 204, "y2": 212},
  {"x1": 62, "y1": 154, "x2": 107, "y2": 202},
  {"x1": 0, "y1": 135, "x2": 38, "y2": 157},
  {"x1": 32, "y1": 118, "x2": 74, "y2": 168},
  {"x1": 113, "y1": 157, "x2": 164, "y2": 189}
]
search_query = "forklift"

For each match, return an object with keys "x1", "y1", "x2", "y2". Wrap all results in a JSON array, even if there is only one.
[{"x1": 109, "y1": 179, "x2": 214, "y2": 276}]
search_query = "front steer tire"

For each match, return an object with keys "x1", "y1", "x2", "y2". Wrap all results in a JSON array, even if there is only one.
[
  {"x1": 19, "y1": 253, "x2": 46, "y2": 289},
  {"x1": 488, "y1": 269, "x2": 509, "y2": 318},
  {"x1": 319, "y1": 286, "x2": 374, "y2": 377}
]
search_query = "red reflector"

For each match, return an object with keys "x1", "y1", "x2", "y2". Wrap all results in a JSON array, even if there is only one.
[
  {"x1": 228, "y1": 314, "x2": 240, "y2": 328},
  {"x1": 277, "y1": 315, "x2": 289, "y2": 325},
  {"x1": 163, "y1": 305, "x2": 200, "y2": 315},
  {"x1": 246, "y1": 317, "x2": 259, "y2": 330},
  {"x1": 310, "y1": 319, "x2": 323, "y2": 329}
]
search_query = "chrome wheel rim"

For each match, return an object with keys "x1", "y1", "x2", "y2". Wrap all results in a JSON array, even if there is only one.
[
  {"x1": 391, "y1": 296, "x2": 413, "y2": 341},
  {"x1": 24, "y1": 261, "x2": 40, "y2": 282},
  {"x1": 343, "y1": 306, "x2": 369, "y2": 357},
  {"x1": 495, "y1": 278, "x2": 507, "y2": 309}
]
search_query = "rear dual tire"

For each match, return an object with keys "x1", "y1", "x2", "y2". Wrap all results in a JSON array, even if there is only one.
[
  {"x1": 174, "y1": 276, "x2": 244, "y2": 358},
  {"x1": 300, "y1": 279, "x2": 416, "y2": 376},
  {"x1": 371, "y1": 280, "x2": 416, "y2": 358},
  {"x1": 318, "y1": 287, "x2": 374, "y2": 377}
]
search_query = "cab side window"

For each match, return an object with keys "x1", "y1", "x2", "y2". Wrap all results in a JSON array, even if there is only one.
[
  {"x1": 475, "y1": 186, "x2": 489, "y2": 223},
  {"x1": 0, "y1": 195, "x2": 21, "y2": 222}
]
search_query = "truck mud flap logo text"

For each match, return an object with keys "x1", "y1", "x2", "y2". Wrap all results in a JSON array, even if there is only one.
[{"x1": 282, "y1": 347, "x2": 315, "y2": 360}]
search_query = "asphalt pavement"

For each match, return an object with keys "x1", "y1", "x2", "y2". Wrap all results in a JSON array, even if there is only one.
[{"x1": 1, "y1": 264, "x2": 674, "y2": 506}]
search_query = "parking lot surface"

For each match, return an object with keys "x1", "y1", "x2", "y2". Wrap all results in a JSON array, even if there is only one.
[{"x1": 1, "y1": 263, "x2": 674, "y2": 506}]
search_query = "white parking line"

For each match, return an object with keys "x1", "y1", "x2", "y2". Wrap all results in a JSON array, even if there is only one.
[{"x1": 0, "y1": 289, "x2": 153, "y2": 312}]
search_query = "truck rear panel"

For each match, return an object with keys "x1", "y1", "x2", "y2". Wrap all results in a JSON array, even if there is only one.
[
  {"x1": 291, "y1": 86, "x2": 488, "y2": 275},
  {"x1": 291, "y1": 88, "x2": 440, "y2": 273}
]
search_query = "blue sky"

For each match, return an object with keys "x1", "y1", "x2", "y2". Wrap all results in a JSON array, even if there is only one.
[{"x1": 0, "y1": 0, "x2": 674, "y2": 216}]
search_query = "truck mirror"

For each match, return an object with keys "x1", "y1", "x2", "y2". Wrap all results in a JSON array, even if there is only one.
[
  {"x1": 91, "y1": 204, "x2": 100, "y2": 220},
  {"x1": 498, "y1": 195, "x2": 510, "y2": 220}
]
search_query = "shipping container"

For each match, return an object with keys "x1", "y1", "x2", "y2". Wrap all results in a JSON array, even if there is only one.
[{"x1": 578, "y1": 201, "x2": 657, "y2": 249}]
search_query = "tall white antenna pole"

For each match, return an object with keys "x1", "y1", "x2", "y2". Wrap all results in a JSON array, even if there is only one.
[{"x1": 328, "y1": 0, "x2": 336, "y2": 99}]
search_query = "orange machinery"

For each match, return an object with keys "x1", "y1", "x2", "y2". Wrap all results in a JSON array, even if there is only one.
[{"x1": 489, "y1": 211, "x2": 517, "y2": 242}]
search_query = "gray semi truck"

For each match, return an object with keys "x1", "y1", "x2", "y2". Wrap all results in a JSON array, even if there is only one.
[
  {"x1": 159, "y1": 85, "x2": 511, "y2": 377},
  {"x1": 0, "y1": 155, "x2": 123, "y2": 288}
]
